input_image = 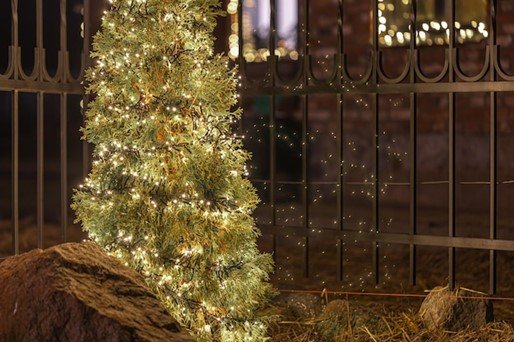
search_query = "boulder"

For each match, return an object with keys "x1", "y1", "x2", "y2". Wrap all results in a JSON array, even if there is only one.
[
  {"x1": 316, "y1": 299, "x2": 385, "y2": 340},
  {"x1": 0, "y1": 242, "x2": 193, "y2": 342},
  {"x1": 278, "y1": 293, "x2": 323, "y2": 320},
  {"x1": 419, "y1": 286, "x2": 493, "y2": 331}
]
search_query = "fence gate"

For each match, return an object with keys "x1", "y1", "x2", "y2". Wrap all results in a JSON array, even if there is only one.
[
  {"x1": 0, "y1": 0, "x2": 103, "y2": 258},
  {"x1": 236, "y1": 0, "x2": 514, "y2": 295}
]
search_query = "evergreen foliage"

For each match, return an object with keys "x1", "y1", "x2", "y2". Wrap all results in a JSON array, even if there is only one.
[{"x1": 73, "y1": 1, "x2": 275, "y2": 340}]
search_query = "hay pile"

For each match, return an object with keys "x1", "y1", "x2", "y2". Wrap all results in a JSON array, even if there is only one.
[
  {"x1": 270, "y1": 314, "x2": 514, "y2": 341},
  {"x1": 270, "y1": 289, "x2": 514, "y2": 341}
]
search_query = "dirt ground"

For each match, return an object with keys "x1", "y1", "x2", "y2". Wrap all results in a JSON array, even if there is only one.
[{"x1": 2, "y1": 201, "x2": 514, "y2": 329}]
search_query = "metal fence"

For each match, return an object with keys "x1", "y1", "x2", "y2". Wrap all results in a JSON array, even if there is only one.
[
  {"x1": 0, "y1": 0, "x2": 100, "y2": 257},
  {"x1": 238, "y1": 0, "x2": 514, "y2": 295},
  {"x1": 3, "y1": 0, "x2": 514, "y2": 296}
]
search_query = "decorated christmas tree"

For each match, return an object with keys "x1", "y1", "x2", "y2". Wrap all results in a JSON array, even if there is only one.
[{"x1": 72, "y1": 0, "x2": 274, "y2": 340}]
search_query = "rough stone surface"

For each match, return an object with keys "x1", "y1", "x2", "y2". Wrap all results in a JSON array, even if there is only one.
[
  {"x1": 0, "y1": 242, "x2": 193, "y2": 342},
  {"x1": 316, "y1": 299, "x2": 385, "y2": 340},
  {"x1": 278, "y1": 293, "x2": 324, "y2": 320},
  {"x1": 419, "y1": 286, "x2": 494, "y2": 331}
]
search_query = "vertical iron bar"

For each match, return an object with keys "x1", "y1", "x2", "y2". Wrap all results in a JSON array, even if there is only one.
[
  {"x1": 60, "y1": 0, "x2": 68, "y2": 81},
  {"x1": 409, "y1": 0, "x2": 417, "y2": 287},
  {"x1": 36, "y1": 0, "x2": 43, "y2": 79},
  {"x1": 12, "y1": 90, "x2": 19, "y2": 255},
  {"x1": 337, "y1": 240, "x2": 344, "y2": 281},
  {"x1": 82, "y1": 0, "x2": 91, "y2": 177},
  {"x1": 83, "y1": 0, "x2": 91, "y2": 69},
  {"x1": 11, "y1": 0, "x2": 19, "y2": 254},
  {"x1": 337, "y1": 0, "x2": 344, "y2": 281},
  {"x1": 409, "y1": 98, "x2": 417, "y2": 285},
  {"x1": 12, "y1": 0, "x2": 19, "y2": 80},
  {"x1": 10, "y1": 0, "x2": 18, "y2": 255},
  {"x1": 237, "y1": 0, "x2": 243, "y2": 71},
  {"x1": 269, "y1": 0, "x2": 276, "y2": 227},
  {"x1": 37, "y1": 92, "x2": 44, "y2": 249},
  {"x1": 36, "y1": 0, "x2": 44, "y2": 249},
  {"x1": 302, "y1": 0, "x2": 310, "y2": 278},
  {"x1": 60, "y1": 0, "x2": 68, "y2": 243},
  {"x1": 60, "y1": 94, "x2": 68, "y2": 243},
  {"x1": 268, "y1": 0, "x2": 278, "y2": 266},
  {"x1": 371, "y1": 0, "x2": 380, "y2": 285},
  {"x1": 489, "y1": 0, "x2": 497, "y2": 295},
  {"x1": 448, "y1": 0, "x2": 456, "y2": 290},
  {"x1": 272, "y1": 234, "x2": 277, "y2": 265}
]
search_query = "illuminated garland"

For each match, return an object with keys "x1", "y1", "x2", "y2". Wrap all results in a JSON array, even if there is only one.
[{"x1": 72, "y1": 0, "x2": 275, "y2": 340}]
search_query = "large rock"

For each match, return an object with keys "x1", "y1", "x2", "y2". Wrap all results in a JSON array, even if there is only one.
[
  {"x1": 0, "y1": 242, "x2": 193, "y2": 342},
  {"x1": 278, "y1": 293, "x2": 324, "y2": 320},
  {"x1": 419, "y1": 286, "x2": 493, "y2": 331},
  {"x1": 316, "y1": 299, "x2": 385, "y2": 340}
]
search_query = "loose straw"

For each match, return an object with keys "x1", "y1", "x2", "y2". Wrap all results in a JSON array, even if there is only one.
[{"x1": 279, "y1": 288, "x2": 514, "y2": 302}]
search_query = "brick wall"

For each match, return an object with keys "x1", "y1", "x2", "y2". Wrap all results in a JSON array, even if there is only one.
[{"x1": 240, "y1": 0, "x2": 514, "y2": 211}]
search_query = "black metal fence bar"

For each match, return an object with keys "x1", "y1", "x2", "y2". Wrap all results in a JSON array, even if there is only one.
[
  {"x1": 11, "y1": 90, "x2": 19, "y2": 255},
  {"x1": 336, "y1": 0, "x2": 344, "y2": 282},
  {"x1": 448, "y1": 0, "x2": 457, "y2": 292},
  {"x1": 36, "y1": 0, "x2": 44, "y2": 248},
  {"x1": 251, "y1": 179, "x2": 514, "y2": 186},
  {"x1": 60, "y1": 93, "x2": 68, "y2": 243},
  {"x1": 259, "y1": 226, "x2": 514, "y2": 252},
  {"x1": 371, "y1": 0, "x2": 380, "y2": 285},
  {"x1": 489, "y1": 0, "x2": 498, "y2": 295},
  {"x1": 408, "y1": 0, "x2": 417, "y2": 286},
  {"x1": 243, "y1": 81, "x2": 514, "y2": 95},
  {"x1": 0, "y1": 81, "x2": 83, "y2": 93},
  {"x1": 37, "y1": 91, "x2": 44, "y2": 249},
  {"x1": 301, "y1": 0, "x2": 310, "y2": 279},
  {"x1": 407, "y1": 0, "x2": 418, "y2": 288},
  {"x1": 83, "y1": 0, "x2": 92, "y2": 181},
  {"x1": 269, "y1": 10, "x2": 278, "y2": 263}
]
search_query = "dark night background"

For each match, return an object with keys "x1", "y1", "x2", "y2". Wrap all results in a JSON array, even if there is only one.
[{"x1": 0, "y1": 0, "x2": 93, "y2": 254}]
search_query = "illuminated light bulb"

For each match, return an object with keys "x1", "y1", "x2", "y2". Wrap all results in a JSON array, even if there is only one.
[
  {"x1": 74, "y1": 1, "x2": 273, "y2": 339},
  {"x1": 384, "y1": 35, "x2": 392, "y2": 46},
  {"x1": 430, "y1": 21, "x2": 441, "y2": 30},
  {"x1": 396, "y1": 32, "x2": 405, "y2": 44}
]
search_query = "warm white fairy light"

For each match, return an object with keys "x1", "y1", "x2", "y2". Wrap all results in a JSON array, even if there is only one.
[
  {"x1": 73, "y1": 0, "x2": 275, "y2": 341},
  {"x1": 378, "y1": 1, "x2": 489, "y2": 47},
  {"x1": 227, "y1": 0, "x2": 299, "y2": 62}
]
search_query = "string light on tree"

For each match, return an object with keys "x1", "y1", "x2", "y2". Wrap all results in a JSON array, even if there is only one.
[{"x1": 73, "y1": 0, "x2": 275, "y2": 340}]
